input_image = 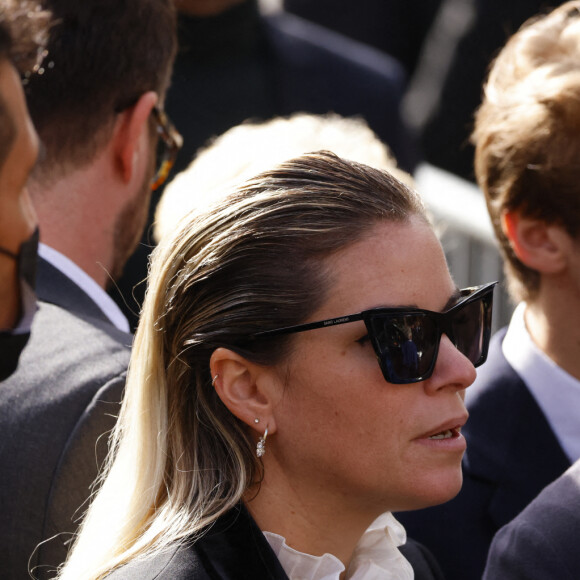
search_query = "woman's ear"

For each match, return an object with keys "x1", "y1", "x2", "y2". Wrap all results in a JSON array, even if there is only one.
[
  {"x1": 209, "y1": 347, "x2": 277, "y2": 434},
  {"x1": 501, "y1": 210, "x2": 570, "y2": 274}
]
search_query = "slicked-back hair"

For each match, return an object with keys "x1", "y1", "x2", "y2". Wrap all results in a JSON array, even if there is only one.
[
  {"x1": 473, "y1": 1, "x2": 580, "y2": 302},
  {"x1": 57, "y1": 151, "x2": 429, "y2": 579},
  {"x1": 25, "y1": 0, "x2": 176, "y2": 179}
]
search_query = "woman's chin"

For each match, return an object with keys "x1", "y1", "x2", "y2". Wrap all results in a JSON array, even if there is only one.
[{"x1": 394, "y1": 470, "x2": 464, "y2": 513}]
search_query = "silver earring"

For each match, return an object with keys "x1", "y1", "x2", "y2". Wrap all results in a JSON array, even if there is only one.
[
  {"x1": 254, "y1": 418, "x2": 260, "y2": 424},
  {"x1": 256, "y1": 427, "x2": 268, "y2": 458},
  {"x1": 211, "y1": 374, "x2": 219, "y2": 386}
]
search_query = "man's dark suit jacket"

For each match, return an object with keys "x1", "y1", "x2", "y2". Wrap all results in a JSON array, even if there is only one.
[
  {"x1": 0, "y1": 258, "x2": 131, "y2": 579},
  {"x1": 396, "y1": 328, "x2": 571, "y2": 580},
  {"x1": 107, "y1": 504, "x2": 444, "y2": 579},
  {"x1": 115, "y1": 0, "x2": 417, "y2": 330},
  {"x1": 484, "y1": 459, "x2": 580, "y2": 579}
]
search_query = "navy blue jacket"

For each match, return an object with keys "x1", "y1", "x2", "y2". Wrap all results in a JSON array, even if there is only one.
[{"x1": 484, "y1": 459, "x2": 580, "y2": 579}]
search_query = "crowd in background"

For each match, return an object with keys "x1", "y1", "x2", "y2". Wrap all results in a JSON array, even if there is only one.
[{"x1": 1, "y1": 0, "x2": 580, "y2": 579}]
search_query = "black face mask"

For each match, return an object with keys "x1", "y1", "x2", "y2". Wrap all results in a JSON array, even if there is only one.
[{"x1": 0, "y1": 227, "x2": 39, "y2": 381}]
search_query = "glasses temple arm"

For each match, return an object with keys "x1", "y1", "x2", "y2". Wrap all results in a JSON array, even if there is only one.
[{"x1": 253, "y1": 312, "x2": 365, "y2": 338}]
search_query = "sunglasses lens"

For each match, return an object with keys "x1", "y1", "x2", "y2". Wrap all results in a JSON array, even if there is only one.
[
  {"x1": 450, "y1": 295, "x2": 489, "y2": 366},
  {"x1": 367, "y1": 287, "x2": 493, "y2": 384},
  {"x1": 368, "y1": 313, "x2": 439, "y2": 383}
]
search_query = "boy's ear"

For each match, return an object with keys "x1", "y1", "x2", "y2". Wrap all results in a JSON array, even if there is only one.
[
  {"x1": 501, "y1": 210, "x2": 570, "y2": 274},
  {"x1": 209, "y1": 347, "x2": 277, "y2": 434},
  {"x1": 114, "y1": 91, "x2": 158, "y2": 183}
]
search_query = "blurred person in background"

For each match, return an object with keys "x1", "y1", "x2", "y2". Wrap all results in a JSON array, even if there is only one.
[
  {"x1": 154, "y1": 112, "x2": 413, "y2": 243},
  {"x1": 282, "y1": 0, "x2": 441, "y2": 79},
  {"x1": 284, "y1": 0, "x2": 560, "y2": 181}
]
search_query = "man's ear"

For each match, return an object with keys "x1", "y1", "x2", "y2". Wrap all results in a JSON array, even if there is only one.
[
  {"x1": 114, "y1": 91, "x2": 157, "y2": 183},
  {"x1": 501, "y1": 210, "x2": 570, "y2": 274},
  {"x1": 209, "y1": 347, "x2": 278, "y2": 434}
]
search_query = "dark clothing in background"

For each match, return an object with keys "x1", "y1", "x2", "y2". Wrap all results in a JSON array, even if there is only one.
[
  {"x1": 283, "y1": 0, "x2": 442, "y2": 78},
  {"x1": 112, "y1": 0, "x2": 417, "y2": 330},
  {"x1": 418, "y1": 0, "x2": 556, "y2": 180},
  {"x1": 483, "y1": 459, "x2": 580, "y2": 580},
  {"x1": 285, "y1": 0, "x2": 559, "y2": 181}
]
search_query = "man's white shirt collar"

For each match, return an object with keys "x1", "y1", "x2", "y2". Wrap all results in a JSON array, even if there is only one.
[
  {"x1": 502, "y1": 302, "x2": 580, "y2": 462},
  {"x1": 39, "y1": 243, "x2": 130, "y2": 334}
]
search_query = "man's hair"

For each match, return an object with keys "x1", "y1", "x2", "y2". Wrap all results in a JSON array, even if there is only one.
[
  {"x1": 0, "y1": 0, "x2": 50, "y2": 171},
  {"x1": 25, "y1": 0, "x2": 176, "y2": 179},
  {"x1": 473, "y1": 1, "x2": 580, "y2": 302}
]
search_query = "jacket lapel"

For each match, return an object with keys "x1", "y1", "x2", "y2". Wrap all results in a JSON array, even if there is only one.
[
  {"x1": 37, "y1": 257, "x2": 112, "y2": 324},
  {"x1": 195, "y1": 504, "x2": 289, "y2": 580}
]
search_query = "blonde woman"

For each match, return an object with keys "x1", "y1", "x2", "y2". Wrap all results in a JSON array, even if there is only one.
[{"x1": 59, "y1": 151, "x2": 495, "y2": 579}]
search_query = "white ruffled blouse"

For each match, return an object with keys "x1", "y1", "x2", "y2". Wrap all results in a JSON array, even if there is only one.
[{"x1": 263, "y1": 512, "x2": 414, "y2": 580}]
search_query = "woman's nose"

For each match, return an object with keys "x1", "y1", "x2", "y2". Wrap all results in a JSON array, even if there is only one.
[{"x1": 425, "y1": 334, "x2": 477, "y2": 394}]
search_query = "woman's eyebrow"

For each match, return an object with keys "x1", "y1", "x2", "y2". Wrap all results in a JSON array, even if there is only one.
[
  {"x1": 443, "y1": 287, "x2": 463, "y2": 311},
  {"x1": 371, "y1": 287, "x2": 463, "y2": 312}
]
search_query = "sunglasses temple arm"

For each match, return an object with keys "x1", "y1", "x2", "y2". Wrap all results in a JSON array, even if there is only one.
[{"x1": 253, "y1": 312, "x2": 366, "y2": 338}]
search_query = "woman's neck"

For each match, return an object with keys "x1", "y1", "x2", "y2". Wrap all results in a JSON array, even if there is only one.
[{"x1": 243, "y1": 472, "x2": 380, "y2": 568}]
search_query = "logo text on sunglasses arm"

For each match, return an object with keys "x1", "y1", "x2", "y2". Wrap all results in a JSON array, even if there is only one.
[{"x1": 325, "y1": 317, "x2": 351, "y2": 326}]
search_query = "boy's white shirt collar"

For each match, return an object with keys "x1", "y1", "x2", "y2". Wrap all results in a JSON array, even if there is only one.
[{"x1": 503, "y1": 302, "x2": 580, "y2": 462}]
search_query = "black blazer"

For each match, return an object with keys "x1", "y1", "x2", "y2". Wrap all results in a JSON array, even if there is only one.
[
  {"x1": 397, "y1": 328, "x2": 571, "y2": 580},
  {"x1": 484, "y1": 459, "x2": 580, "y2": 579},
  {"x1": 107, "y1": 504, "x2": 444, "y2": 579},
  {"x1": 0, "y1": 258, "x2": 131, "y2": 579}
]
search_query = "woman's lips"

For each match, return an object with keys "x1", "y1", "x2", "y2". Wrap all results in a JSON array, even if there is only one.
[
  {"x1": 428, "y1": 428, "x2": 457, "y2": 440},
  {"x1": 415, "y1": 416, "x2": 468, "y2": 450}
]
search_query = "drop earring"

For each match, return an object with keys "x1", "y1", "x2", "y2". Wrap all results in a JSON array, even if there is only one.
[{"x1": 256, "y1": 426, "x2": 268, "y2": 458}]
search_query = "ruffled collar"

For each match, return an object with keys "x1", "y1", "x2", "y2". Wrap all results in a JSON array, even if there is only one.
[{"x1": 263, "y1": 512, "x2": 414, "y2": 580}]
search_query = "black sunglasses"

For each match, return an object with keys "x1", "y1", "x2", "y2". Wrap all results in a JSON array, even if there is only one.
[
  {"x1": 151, "y1": 105, "x2": 183, "y2": 191},
  {"x1": 253, "y1": 282, "x2": 497, "y2": 385}
]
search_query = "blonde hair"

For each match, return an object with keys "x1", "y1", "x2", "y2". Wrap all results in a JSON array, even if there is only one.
[
  {"x1": 154, "y1": 112, "x2": 412, "y2": 242},
  {"x1": 58, "y1": 151, "x2": 427, "y2": 579},
  {"x1": 473, "y1": 1, "x2": 580, "y2": 302}
]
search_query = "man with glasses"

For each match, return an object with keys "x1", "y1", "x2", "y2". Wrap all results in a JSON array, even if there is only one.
[{"x1": 0, "y1": 1, "x2": 178, "y2": 578}]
